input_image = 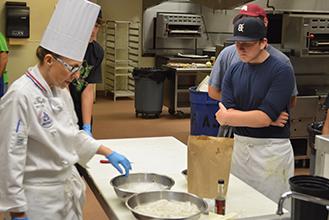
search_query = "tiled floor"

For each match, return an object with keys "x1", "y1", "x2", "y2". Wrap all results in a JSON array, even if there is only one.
[{"x1": 84, "y1": 182, "x2": 108, "y2": 219}]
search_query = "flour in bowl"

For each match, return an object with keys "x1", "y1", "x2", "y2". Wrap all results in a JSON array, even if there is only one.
[
  {"x1": 119, "y1": 182, "x2": 166, "y2": 193},
  {"x1": 134, "y1": 199, "x2": 200, "y2": 218}
]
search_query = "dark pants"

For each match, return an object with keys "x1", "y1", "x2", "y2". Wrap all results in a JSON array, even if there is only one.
[
  {"x1": 75, "y1": 163, "x2": 87, "y2": 177},
  {"x1": 0, "y1": 76, "x2": 4, "y2": 98}
]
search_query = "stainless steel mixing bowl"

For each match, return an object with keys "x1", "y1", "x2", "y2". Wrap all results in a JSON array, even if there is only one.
[
  {"x1": 125, "y1": 190, "x2": 208, "y2": 220},
  {"x1": 110, "y1": 173, "x2": 175, "y2": 201}
]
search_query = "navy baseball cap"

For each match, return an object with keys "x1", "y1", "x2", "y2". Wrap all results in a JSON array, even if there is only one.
[{"x1": 230, "y1": 17, "x2": 266, "y2": 42}]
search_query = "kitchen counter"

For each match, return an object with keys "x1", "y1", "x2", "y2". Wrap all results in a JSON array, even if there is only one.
[
  {"x1": 173, "y1": 67, "x2": 212, "y2": 72},
  {"x1": 85, "y1": 136, "x2": 285, "y2": 220}
]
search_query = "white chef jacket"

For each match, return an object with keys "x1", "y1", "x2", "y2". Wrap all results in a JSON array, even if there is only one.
[{"x1": 0, "y1": 65, "x2": 100, "y2": 219}]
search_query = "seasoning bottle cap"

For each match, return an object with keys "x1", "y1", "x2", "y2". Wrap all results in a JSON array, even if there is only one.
[{"x1": 218, "y1": 179, "x2": 225, "y2": 184}]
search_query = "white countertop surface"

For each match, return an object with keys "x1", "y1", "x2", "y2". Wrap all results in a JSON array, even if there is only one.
[{"x1": 86, "y1": 136, "x2": 280, "y2": 220}]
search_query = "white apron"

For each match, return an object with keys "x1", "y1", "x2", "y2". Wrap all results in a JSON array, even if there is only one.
[
  {"x1": 4, "y1": 167, "x2": 85, "y2": 220},
  {"x1": 25, "y1": 167, "x2": 85, "y2": 220},
  {"x1": 231, "y1": 134, "x2": 294, "y2": 205}
]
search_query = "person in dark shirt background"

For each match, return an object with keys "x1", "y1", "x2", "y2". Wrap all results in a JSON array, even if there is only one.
[
  {"x1": 69, "y1": 10, "x2": 104, "y2": 136},
  {"x1": 0, "y1": 32, "x2": 9, "y2": 98}
]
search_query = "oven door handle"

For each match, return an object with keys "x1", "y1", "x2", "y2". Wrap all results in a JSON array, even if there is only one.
[
  {"x1": 169, "y1": 30, "x2": 200, "y2": 34},
  {"x1": 314, "y1": 41, "x2": 329, "y2": 46}
]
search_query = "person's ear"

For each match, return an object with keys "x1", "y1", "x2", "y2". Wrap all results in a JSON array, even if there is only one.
[
  {"x1": 261, "y1": 38, "x2": 268, "y2": 50},
  {"x1": 44, "y1": 54, "x2": 54, "y2": 66}
]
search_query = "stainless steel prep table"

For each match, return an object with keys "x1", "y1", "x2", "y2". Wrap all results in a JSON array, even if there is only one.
[
  {"x1": 85, "y1": 136, "x2": 284, "y2": 219},
  {"x1": 164, "y1": 67, "x2": 211, "y2": 116}
]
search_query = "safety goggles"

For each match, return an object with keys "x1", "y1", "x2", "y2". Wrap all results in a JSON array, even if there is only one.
[{"x1": 55, "y1": 57, "x2": 82, "y2": 74}]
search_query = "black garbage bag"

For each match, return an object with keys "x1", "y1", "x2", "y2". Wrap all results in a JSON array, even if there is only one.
[
  {"x1": 132, "y1": 68, "x2": 169, "y2": 84},
  {"x1": 132, "y1": 67, "x2": 173, "y2": 118}
]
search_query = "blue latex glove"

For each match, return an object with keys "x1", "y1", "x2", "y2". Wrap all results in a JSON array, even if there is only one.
[
  {"x1": 12, "y1": 217, "x2": 29, "y2": 220},
  {"x1": 106, "y1": 151, "x2": 132, "y2": 176},
  {"x1": 82, "y1": 123, "x2": 92, "y2": 137}
]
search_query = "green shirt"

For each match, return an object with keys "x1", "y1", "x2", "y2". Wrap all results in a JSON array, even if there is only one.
[{"x1": 0, "y1": 32, "x2": 9, "y2": 83}]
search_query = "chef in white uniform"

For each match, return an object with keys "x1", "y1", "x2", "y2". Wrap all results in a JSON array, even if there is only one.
[{"x1": 0, "y1": 0, "x2": 131, "y2": 220}]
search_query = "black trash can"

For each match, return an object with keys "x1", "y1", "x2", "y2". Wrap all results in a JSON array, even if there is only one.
[
  {"x1": 307, "y1": 121, "x2": 323, "y2": 174},
  {"x1": 133, "y1": 68, "x2": 168, "y2": 118},
  {"x1": 290, "y1": 175, "x2": 329, "y2": 220}
]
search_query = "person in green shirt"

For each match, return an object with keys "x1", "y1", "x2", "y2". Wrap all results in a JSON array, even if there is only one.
[{"x1": 0, "y1": 32, "x2": 9, "y2": 97}]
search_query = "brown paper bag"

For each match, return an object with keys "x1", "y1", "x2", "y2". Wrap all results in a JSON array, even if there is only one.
[{"x1": 187, "y1": 135, "x2": 233, "y2": 198}]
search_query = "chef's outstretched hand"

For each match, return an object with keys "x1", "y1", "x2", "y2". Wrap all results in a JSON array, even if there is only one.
[{"x1": 106, "y1": 151, "x2": 132, "y2": 176}]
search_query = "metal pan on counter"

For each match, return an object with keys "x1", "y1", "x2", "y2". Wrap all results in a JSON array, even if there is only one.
[
  {"x1": 110, "y1": 173, "x2": 175, "y2": 201},
  {"x1": 126, "y1": 190, "x2": 208, "y2": 220}
]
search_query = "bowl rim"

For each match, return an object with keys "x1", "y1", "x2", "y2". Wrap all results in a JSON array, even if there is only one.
[
  {"x1": 110, "y1": 172, "x2": 175, "y2": 194},
  {"x1": 125, "y1": 190, "x2": 208, "y2": 220}
]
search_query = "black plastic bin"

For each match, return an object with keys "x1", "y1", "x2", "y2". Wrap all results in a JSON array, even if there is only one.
[
  {"x1": 133, "y1": 68, "x2": 168, "y2": 118},
  {"x1": 307, "y1": 121, "x2": 323, "y2": 174},
  {"x1": 290, "y1": 175, "x2": 329, "y2": 220}
]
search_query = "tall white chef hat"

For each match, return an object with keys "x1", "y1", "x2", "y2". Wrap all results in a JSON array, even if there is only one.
[{"x1": 40, "y1": 0, "x2": 100, "y2": 62}]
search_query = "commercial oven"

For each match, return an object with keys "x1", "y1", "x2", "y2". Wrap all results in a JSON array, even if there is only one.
[
  {"x1": 282, "y1": 13, "x2": 329, "y2": 57},
  {"x1": 279, "y1": 13, "x2": 329, "y2": 164},
  {"x1": 154, "y1": 12, "x2": 210, "y2": 116},
  {"x1": 154, "y1": 12, "x2": 204, "y2": 56},
  {"x1": 156, "y1": 13, "x2": 203, "y2": 38}
]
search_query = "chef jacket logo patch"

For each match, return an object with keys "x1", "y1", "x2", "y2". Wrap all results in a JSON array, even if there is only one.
[
  {"x1": 38, "y1": 111, "x2": 53, "y2": 128},
  {"x1": 33, "y1": 96, "x2": 47, "y2": 109}
]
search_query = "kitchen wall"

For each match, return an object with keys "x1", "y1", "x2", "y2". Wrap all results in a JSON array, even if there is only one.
[
  {"x1": 0, "y1": 0, "x2": 154, "y2": 91},
  {"x1": 254, "y1": 0, "x2": 329, "y2": 12},
  {"x1": 96, "y1": 0, "x2": 154, "y2": 90},
  {"x1": 2, "y1": 0, "x2": 329, "y2": 89},
  {"x1": 0, "y1": 0, "x2": 57, "y2": 83}
]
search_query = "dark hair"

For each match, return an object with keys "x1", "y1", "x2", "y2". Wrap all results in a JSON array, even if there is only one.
[
  {"x1": 36, "y1": 46, "x2": 59, "y2": 63},
  {"x1": 96, "y1": 10, "x2": 103, "y2": 25}
]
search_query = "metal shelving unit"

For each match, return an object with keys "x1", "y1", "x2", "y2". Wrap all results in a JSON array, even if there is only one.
[
  {"x1": 104, "y1": 20, "x2": 140, "y2": 101},
  {"x1": 128, "y1": 21, "x2": 140, "y2": 94}
]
